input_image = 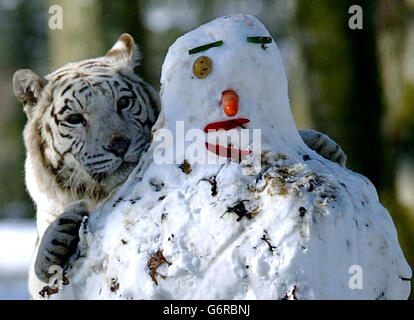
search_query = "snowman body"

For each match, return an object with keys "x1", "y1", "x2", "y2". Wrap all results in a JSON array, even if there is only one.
[{"x1": 55, "y1": 14, "x2": 411, "y2": 300}]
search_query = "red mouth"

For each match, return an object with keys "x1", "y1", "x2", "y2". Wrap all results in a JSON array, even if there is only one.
[
  {"x1": 204, "y1": 118, "x2": 251, "y2": 160},
  {"x1": 205, "y1": 142, "x2": 252, "y2": 161},
  {"x1": 204, "y1": 118, "x2": 250, "y2": 133}
]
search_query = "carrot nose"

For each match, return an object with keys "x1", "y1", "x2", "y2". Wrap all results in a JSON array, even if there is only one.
[{"x1": 221, "y1": 90, "x2": 239, "y2": 117}]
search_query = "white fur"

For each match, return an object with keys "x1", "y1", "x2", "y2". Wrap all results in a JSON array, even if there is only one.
[{"x1": 14, "y1": 34, "x2": 159, "y2": 299}]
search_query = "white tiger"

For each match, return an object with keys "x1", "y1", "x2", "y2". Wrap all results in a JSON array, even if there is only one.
[
  {"x1": 13, "y1": 34, "x2": 160, "y2": 298},
  {"x1": 13, "y1": 34, "x2": 345, "y2": 299}
]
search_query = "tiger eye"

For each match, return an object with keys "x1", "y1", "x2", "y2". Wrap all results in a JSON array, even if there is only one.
[
  {"x1": 193, "y1": 56, "x2": 212, "y2": 79},
  {"x1": 65, "y1": 113, "x2": 86, "y2": 125}
]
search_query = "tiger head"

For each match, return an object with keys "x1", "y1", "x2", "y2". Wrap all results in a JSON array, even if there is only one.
[{"x1": 13, "y1": 34, "x2": 160, "y2": 201}]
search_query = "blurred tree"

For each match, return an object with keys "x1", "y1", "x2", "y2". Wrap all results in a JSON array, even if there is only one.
[
  {"x1": 0, "y1": 1, "x2": 48, "y2": 219},
  {"x1": 100, "y1": 0, "x2": 153, "y2": 86},
  {"x1": 296, "y1": 0, "x2": 389, "y2": 191},
  {"x1": 377, "y1": 0, "x2": 414, "y2": 298},
  {"x1": 48, "y1": 0, "x2": 103, "y2": 69}
]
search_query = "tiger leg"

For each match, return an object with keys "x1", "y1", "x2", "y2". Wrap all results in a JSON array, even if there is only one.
[{"x1": 299, "y1": 129, "x2": 347, "y2": 166}]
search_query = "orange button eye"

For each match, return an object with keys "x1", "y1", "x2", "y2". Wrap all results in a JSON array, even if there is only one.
[{"x1": 221, "y1": 90, "x2": 239, "y2": 117}]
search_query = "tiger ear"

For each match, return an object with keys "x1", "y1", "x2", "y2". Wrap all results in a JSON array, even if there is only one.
[
  {"x1": 106, "y1": 33, "x2": 140, "y2": 68},
  {"x1": 13, "y1": 69, "x2": 47, "y2": 109}
]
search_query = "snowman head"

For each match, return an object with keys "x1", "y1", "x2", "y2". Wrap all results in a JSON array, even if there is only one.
[{"x1": 157, "y1": 14, "x2": 306, "y2": 164}]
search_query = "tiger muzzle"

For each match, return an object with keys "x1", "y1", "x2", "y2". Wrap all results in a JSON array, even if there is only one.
[{"x1": 104, "y1": 136, "x2": 131, "y2": 158}]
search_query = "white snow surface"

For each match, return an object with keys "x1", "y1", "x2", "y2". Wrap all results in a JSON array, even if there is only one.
[
  {"x1": 51, "y1": 14, "x2": 411, "y2": 300},
  {"x1": 0, "y1": 219, "x2": 37, "y2": 276},
  {"x1": 0, "y1": 219, "x2": 37, "y2": 300}
]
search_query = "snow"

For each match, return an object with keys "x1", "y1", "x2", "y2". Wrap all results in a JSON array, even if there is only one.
[
  {"x1": 0, "y1": 219, "x2": 37, "y2": 299},
  {"x1": 50, "y1": 14, "x2": 411, "y2": 300}
]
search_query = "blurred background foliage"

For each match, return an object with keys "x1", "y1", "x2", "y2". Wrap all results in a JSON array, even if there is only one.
[{"x1": 0, "y1": 0, "x2": 413, "y2": 297}]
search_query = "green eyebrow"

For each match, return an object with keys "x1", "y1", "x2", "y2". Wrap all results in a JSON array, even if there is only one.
[
  {"x1": 188, "y1": 40, "x2": 224, "y2": 54},
  {"x1": 246, "y1": 36, "x2": 272, "y2": 44}
]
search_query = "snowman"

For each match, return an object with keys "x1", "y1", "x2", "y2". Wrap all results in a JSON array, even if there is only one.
[{"x1": 52, "y1": 14, "x2": 411, "y2": 300}]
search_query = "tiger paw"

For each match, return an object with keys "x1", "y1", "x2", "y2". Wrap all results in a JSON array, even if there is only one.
[
  {"x1": 34, "y1": 200, "x2": 89, "y2": 282},
  {"x1": 299, "y1": 129, "x2": 347, "y2": 166}
]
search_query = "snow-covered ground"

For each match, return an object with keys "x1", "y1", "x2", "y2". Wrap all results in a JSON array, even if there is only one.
[{"x1": 0, "y1": 219, "x2": 37, "y2": 300}]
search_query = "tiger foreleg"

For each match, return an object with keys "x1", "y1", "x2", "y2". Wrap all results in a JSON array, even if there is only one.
[
  {"x1": 34, "y1": 200, "x2": 89, "y2": 283},
  {"x1": 299, "y1": 129, "x2": 347, "y2": 167}
]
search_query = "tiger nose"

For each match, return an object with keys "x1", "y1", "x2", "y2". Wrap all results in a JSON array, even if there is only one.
[{"x1": 106, "y1": 136, "x2": 131, "y2": 158}]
